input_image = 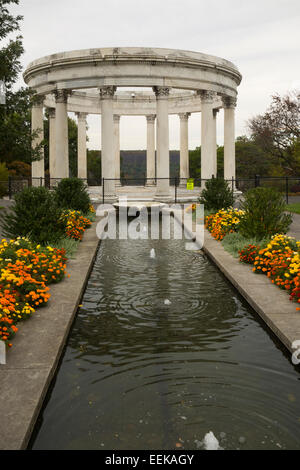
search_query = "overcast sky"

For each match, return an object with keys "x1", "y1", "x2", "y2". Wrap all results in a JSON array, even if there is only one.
[{"x1": 8, "y1": 0, "x2": 300, "y2": 150}]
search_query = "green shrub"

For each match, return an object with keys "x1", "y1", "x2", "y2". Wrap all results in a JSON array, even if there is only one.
[
  {"x1": 47, "y1": 237, "x2": 80, "y2": 259},
  {"x1": 0, "y1": 162, "x2": 9, "y2": 198},
  {"x1": 199, "y1": 177, "x2": 234, "y2": 211},
  {"x1": 221, "y1": 231, "x2": 269, "y2": 258},
  {"x1": 0, "y1": 186, "x2": 65, "y2": 244},
  {"x1": 54, "y1": 177, "x2": 91, "y2": 214},
  {"x1": 239, "y1": 187, "x2": 292, "y2": 240}
]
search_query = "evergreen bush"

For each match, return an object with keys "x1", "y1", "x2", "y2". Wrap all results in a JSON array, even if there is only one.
[
  {"x1": 0, "y1": 162, "x2": 9, "y2": 198},
  {"x1": 0, "y1": 186, "x2": 64, "y2": 244},
  {"x1": 54, "y1": 177, "x2": 91, "y2": 214},
  {"x1": 199, "y1": 177, "x2": 234, "y2": 212},
  {"x1": 239, "y1": 187, "x2": 292, "y2": 240}
]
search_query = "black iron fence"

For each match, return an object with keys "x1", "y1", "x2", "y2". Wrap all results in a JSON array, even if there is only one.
[
  {"x1": 1, "y1": 175, "x2": 300, "y2": 205},
  {"x1": 101, "y1": 176, "x2": 300, "y2": 205}
]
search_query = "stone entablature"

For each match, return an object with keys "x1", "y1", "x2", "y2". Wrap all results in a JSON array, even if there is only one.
[
  {"x1": 23, "y1": 47, "x2": 242, "y2": 98},
  {"x1": 42, "y1": 89, "x2": 223, "y2": 116}
]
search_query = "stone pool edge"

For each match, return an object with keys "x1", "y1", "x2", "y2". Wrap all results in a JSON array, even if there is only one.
[
  {"x1": 171, "y1": 210, "x2": 300, "y2": 356},
  {"x1": 0, "y1": 218, "x2": 101, "y2": 450}
]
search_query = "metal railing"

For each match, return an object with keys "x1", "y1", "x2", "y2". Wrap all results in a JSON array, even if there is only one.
[{"x1": 1, "y1": 175, "x2": 300, "y2": 205}]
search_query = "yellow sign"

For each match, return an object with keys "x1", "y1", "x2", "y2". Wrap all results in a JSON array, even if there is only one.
[{"x1": 186, "y1": 179, "x2": 194, "y2": 190}]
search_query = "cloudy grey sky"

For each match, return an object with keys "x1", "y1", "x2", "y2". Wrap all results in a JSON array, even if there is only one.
[{"x1": 8, "y1": 0, "x2": 300, "y2": 150}]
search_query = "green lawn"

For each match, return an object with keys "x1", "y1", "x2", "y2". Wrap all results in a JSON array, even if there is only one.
[{"x1": 286, "y1": 202, "x2": 300, "y2": 214}]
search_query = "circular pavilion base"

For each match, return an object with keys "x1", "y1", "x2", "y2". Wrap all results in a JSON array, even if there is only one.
[
  {"x1": 113, "y1": 201, "x2": 167, "y2": 212},
  {"x1": 88, "y1": 185, "x2": 201, "y2": 204}
]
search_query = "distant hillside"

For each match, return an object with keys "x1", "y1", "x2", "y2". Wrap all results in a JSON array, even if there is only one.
[
  {"x1": 121, "y1": 150, "x2": 180, "y2": 180},
  {"x1": 87, "y1": 149, "x2": 180, "y2": 183}
]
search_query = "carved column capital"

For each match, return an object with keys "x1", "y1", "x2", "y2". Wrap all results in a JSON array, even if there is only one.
[
  {"x1": 32, "y1": 94, "x2": 44, "y2": 108},
  {"x1": 146, "y1": 114, "x2": 156, "y2": 123},
  {"x1": 113, "y1": 114, "x2": 121, "y2": 123},
  {"x1": 197, "y1": 90, "x2": 215, "y2": 103},
  {"x1": 99, "y1": 86, "x2": 116, "y2": 100},
  {"x1": 55, "y1": 89, "x2": 71, "y2": 104},
  {"x1": 76, "y1": 112, "x2": 88, "y2": 121},
  {"x1": 48, "y1": 107, "x2": 56, "y2": 118},
  {"x1": 153, "y1": 86, "x2": 170, "y2": 99},
  {"x1": 179, "y1": 112, "x2": 191, "y2": 121},
  {"x1": 222, "y1": 95, "x2": 237, "y2": 109}
]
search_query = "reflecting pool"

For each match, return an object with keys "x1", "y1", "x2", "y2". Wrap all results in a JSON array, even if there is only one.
[{"x1": 31, "y1": 222, "x2": 300, "y2": 450}]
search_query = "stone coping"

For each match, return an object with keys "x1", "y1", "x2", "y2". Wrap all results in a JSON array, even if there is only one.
[{"x1": 0, "y1": 219, "x2": 101, "y2": 450}]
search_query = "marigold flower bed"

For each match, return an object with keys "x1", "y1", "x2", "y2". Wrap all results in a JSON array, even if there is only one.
[
  {"x1": 61, "y1": 210, "x2": 92, "y2": 241},
  {"x1": 205, "y1": 209, "x2": 300, "y2": 311},
  {"x1": 239, "y1": 234, "x2": 300, "y2": 309},
  {"x1": 0, "y1": 208, "x2": 94, "y2": 348},
  {"x1": 205, "y1": 208, "x2": 245, "y2": 241},
  {"x1": 0, "y1": 237, "x2": 67, "y2": 347}
]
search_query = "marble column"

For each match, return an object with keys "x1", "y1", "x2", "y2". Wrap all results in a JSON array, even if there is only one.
[
  {"x1": 113, "y1": 114, "x2": 121, "y2": 182},
  {"x1": 100, "y1": 86, "x2": 116, "y2": 197},
  {"x1": 31, "y1": 96, "x2": 45, "y2": 185},
  {"x1": 199, "y1": 90, "x2": 215, "y2": 186},
  {"x1": 146, "y1": 114, "x2": 156, "y2": 185},
  {"x1": 48, "y1": 108, "x2": 56, "y2": 181},
  {"x1": 223, "y1": 96, "x2": 237, "y2": 184},
  {"x1": 54, "y1": 90, "x2": 69, "y2": 179},
  {"x1": 179, "y1": 112, "x2": 190, "y2": 185},
  {"x1": 76, "y1": 112, "x2": 88, "y2": 180},
  {"x1": 153, "y1": 86, "x2": 170, "y2": 199},
  {"x1": 212, "y1": 108, "x2": 219, "y2": 178}
]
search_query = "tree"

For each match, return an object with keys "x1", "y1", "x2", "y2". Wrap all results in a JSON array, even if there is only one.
[
  {"x1": 248, "y1": 91, "x2": 300, "y2": 175},
  {"x1": 87, "y1": 150, "x2": 101, "y2": 181},
  {"x1": 68, "y1": 117, "x2": 78, "y2": 177},
  {"x1": 0, "y1": 1, "x2": 43, "y2": 166},
  {"x1": 189, "y1": 146, "x2": 201, "y2": 179},
  {"x1": 0, "y1": 0, "x2": 23, "y2": 90},
  {"x1": 0, "y1": 87, "x2": 40, "y2": 164}
]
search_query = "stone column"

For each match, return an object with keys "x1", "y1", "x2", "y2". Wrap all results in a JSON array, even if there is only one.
[
  {"x1": 113, "y1": 114, "x2": 121, "y2": 182},
  {"x1": 179, "y1": 112, "x2": 190, "y2": 185},
  {"x1": 199, "y1": 90, "x2": 215, "y2": 187},
  {"x1": 146, "y1": 114, "x2": 156, "y2": 185},
  {"x1": 100, "y1": 86, "x2": 116, "y2": 197},
  {"x1": 76, "y1": 112, "x2": 88, "y2": 180},
  {"x1": 54, "y1": 90, "x2": 69, "y2": 179},
  {"x1": 48, "y1": 108, "x2": 56, "y2": 181},
  {"x1": 153, "y1": 86, "x2": 170, "y2": 199},
  {"x1": 31, "y1": 95, "x2": 45, "y2": 185},
  {"x1": 212, "y1": 108, "x2": 219, "y2": 178},
  {"x1": 223, "y1": 96, "x2": 237, "y2": 184}
]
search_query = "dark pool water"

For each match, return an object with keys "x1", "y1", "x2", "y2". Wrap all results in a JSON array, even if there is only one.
[{"x1": 31, "y1": 223, "x2": 300, "y2": 450}]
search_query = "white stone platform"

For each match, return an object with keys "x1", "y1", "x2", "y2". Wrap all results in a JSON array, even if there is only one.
[{"x1": 88, "y1": 185, "x2": 201, "y2": 203}]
